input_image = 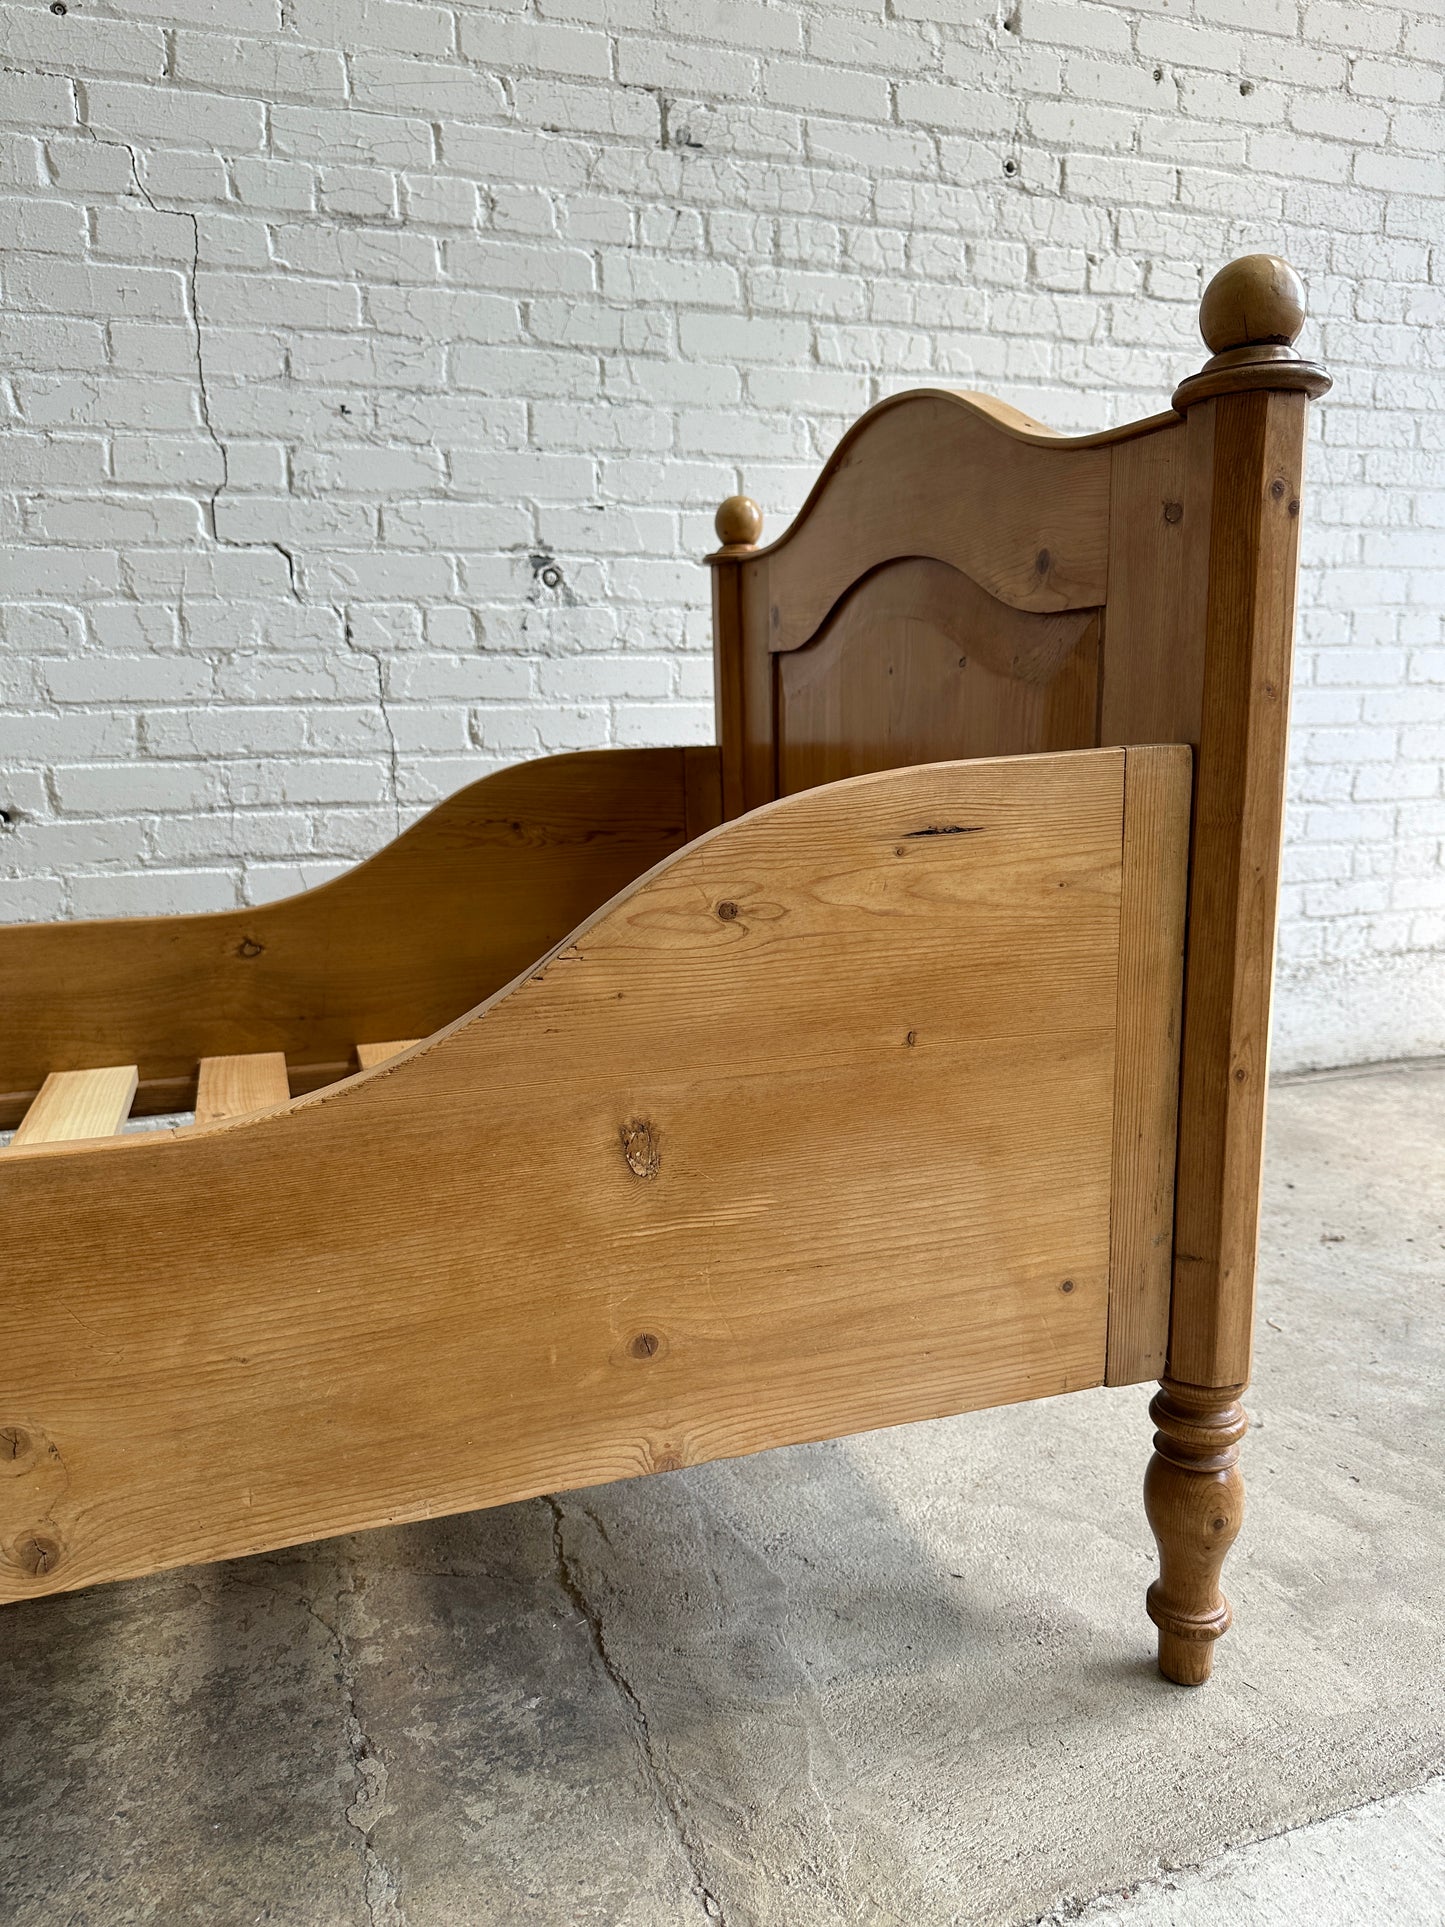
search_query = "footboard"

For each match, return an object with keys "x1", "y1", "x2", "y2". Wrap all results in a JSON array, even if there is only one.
[{"x1": 1, "y1": 746, "x2": 1188, "y2": 1602}]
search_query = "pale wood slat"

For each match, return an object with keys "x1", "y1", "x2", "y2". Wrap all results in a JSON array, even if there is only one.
[
  {"x1": 195, "y1": 1052, "x2": 290, "y2": 1125},
  {"x1": 356, "y1": 1040, "x2": 421, "y2": 1071},
  {"x1": 10, "y1": 1066, "x2": 138, "y2": 1147}
]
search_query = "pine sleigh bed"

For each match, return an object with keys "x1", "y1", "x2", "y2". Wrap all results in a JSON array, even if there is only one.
[{"x1": 1, "y1": 256, "x2": 1328, "y2": 1687}]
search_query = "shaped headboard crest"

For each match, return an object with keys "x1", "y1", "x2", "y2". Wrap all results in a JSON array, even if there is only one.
[{"x1": 708, "y1": 251, "x2": 1330, "y2": 828}]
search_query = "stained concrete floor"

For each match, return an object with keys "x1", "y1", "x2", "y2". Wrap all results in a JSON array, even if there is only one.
[{"x1": 2, "y1": 1060, "x2": 1443, "y2": 1926}]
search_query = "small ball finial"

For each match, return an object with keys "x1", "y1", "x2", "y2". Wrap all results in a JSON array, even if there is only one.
[
  {"x1": 1199, "y1": 254, "x2": 1306, "y2": 355},
  {"x1": 714, "y1": 494, "x2": 762, "y2": 548}
]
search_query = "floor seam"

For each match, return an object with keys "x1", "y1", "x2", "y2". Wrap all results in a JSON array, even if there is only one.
[
  {"x1": 544, "y1": 1495, "x2": 727, "y2": 1924},
  {"x1": 1029, "y1": 1764, "x2": 1445, "y2": 1924}
]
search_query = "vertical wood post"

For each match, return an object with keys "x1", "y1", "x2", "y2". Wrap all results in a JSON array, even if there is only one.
[
  {"x1": 708, "y1": 494, "x2": 763, "y2": 823},
  {"x1": 1151, "y1": 254, "x2": 1330, "y2": 1683}
]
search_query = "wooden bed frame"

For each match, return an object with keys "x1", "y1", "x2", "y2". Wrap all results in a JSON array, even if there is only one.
[{"x1": 0, "y1": 256, "x2": 1328, "y2": 1688}]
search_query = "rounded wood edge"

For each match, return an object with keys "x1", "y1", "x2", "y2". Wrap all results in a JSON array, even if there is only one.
[
  {"x1": 1174, "y1": 253, "x2": 1331, "y2": 410},
  {"x1": 1144, "y1": 1379, "x2": 1247, "y2": 1688},
  {"x1": 1157, "y1": 1628, "x2": 1216, "y2": 1687},
  {"x1": 713, "y1": 387, "x2": 1184, "y2": 566},
  {"x1": 1172, "y1": 359, "x2": 1332, "y2": 410},
  {"x1": 713, "y1": 493, "x2": 763, "y2": 549},
  {"x1": 1200, "y1": 253, "x2": 1305, "y2": 353}
]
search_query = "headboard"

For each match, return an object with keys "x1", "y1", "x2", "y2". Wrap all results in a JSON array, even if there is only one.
[{"x1": 706, "y1": 253, "x2": 1330, "y2": 1399}]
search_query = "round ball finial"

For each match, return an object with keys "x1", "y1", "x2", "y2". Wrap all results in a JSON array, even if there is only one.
[
  {"x1": 714, "y1": 494, "x2": 763, "y2": 548},
  {"x1": 1199, "y1": 253, "x2": 1306, "y2": 355}
]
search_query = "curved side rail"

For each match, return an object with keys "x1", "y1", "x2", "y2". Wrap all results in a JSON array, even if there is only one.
[
  {"x1": 0, "y1": 746, "x2": 721, "y2": 1124},
  {"x1": 1, "y1": 744, "x2": 1190, "y2": 1602}
]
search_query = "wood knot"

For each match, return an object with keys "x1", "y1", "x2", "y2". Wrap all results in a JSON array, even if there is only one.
[
  {"x1": 0, "y1": 1426, "x2": 36, "y2": 1471},
  {"x1": 620, "y1": 1118, "x2": 661, "y2": 1179},
  {"x1": 12, "y1": 1531, "x2": 62, "y2": 1579},
  {"x1": 629, "y1": 1332, "x2": 661, "y2": 1359},
  {"x1": 235, "y1": 937, "x2": 264, "y2": 958},
  {"x1": 1034, "y1": 547, "x2": 1051, "y2": 575},
  {"x1": 716, "y1": 900, "x2": 739, "y2": 921},
  {"x1": 1163, "y1": 501, "x2": 1183, "y2": 524},
  {"x1": 905, "y1": 1030, "x2": 917, "y2": 1047},
  {"x1": 1270, "y1": 478, "x2": 1287, "y2": 501},
  {"x1": 1060, "y1": 1278, "x2": 1076, "y2": 1294}
]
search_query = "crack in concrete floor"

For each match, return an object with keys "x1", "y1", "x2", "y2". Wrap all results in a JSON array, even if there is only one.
[{"x1": 545, "y1": 1495, "x2": 726, "y2": 1924}]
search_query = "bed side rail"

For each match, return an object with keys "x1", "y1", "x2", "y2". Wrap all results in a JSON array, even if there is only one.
[{"x1": 0, "y1": 746, "x2": 722, "y2": 1125}]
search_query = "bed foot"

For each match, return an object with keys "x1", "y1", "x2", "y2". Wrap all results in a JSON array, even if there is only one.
[{"x1": 1143, "y1": 1379, "x2": 1247, "y2": 1686}]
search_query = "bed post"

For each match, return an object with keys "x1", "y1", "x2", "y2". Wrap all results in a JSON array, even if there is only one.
[
  {"x1": 1146, "y1": 256, "x2": 1330, "y2": 1684},
  {"x1": 709, "y1": 494, "x2": 764, "y2": 821}
]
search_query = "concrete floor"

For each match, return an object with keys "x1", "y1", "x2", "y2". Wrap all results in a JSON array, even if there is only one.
[{"x1": 2, "y1": 1061, "x2": 1443, "y2": 1925}]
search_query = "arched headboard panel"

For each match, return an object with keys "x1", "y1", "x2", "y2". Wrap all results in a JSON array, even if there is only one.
[
  {"x1": 775, "y1": 557, "x2": 1101, "y2": 795},
  {"x1": 710, "y1": 392, "x2": 1194, "y2": 820},
  {"x1": 752, "y1": 390, "x2": 1119, "y2": 653}
]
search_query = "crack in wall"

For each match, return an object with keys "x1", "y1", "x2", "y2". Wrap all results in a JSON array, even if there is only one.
[
  {"x1": 544, "y1": 1496, "x2": 727, "y2": 1924},
  {"x1": 105, "y1": 128, "x2": 231, "y2": 545},
  {"x1": 342, "y1": 612, "x2": 403, "y2": 837},
  {"x1": 297, "y1": 1565, "x2": 407, "y2": 1927}
]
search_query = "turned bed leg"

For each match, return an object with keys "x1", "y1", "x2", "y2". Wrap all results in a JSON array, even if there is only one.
[{"x1": 1144, "y1": 1380, "x2": 1247, "y2": 1686}]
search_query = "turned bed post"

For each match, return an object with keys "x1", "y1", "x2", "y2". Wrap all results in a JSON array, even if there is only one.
[
  {"x1": 709, "y1": 493, "x2": 765, "y2": 822},
  {"x1": 1147, "y1": 255, "x2": 1330, "y2": 1684}
]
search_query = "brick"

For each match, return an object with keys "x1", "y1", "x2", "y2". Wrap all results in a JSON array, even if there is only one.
[
  {"x1": 86, "y1": 82, "x2": 266, "y2": 153},
  {"x1": 288, "y1": 0, "x2": 454, "y2": 57},
  {"x1": 349, "y1": 54, "x2": 509, "y2": 120},
  {"x1": 764, "y1": 60, "x2": 891, "y2": 121},
  {"x1": 1351, "y1": 58, "x2": 1443, "y2": 105},
  {"x1": 89, "y1": 203, "x2": 195, "y2": 262},
  {"x1": 271, "y1": 103, "x2": 433, "y2": 168},
  {"x1": 460, "y1": 17, "x2": 612, "y2": 78},
  {"x1": 174, "y1": 35, "x2": 348, "y2": 101},
  {"x1": 897, "y1": 81, "x2": 1015, "y2": 136}
]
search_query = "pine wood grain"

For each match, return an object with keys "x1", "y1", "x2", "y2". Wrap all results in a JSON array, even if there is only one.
[
  {"x1": 1099, "y1": 417, "x2": 1205, "y2": 753},
  {"x1": 1144, "y1": 1382, "x2": 1248, "y2": 1685},
  {"x1": 195, "y1": 1052, "x2": 290, "y2": 1124},
  {"x1": 355, "y1": 1041, "x2": 420, "y2": 1071},
  {"x1": 776, "y1": 558, "x2": 1101, "y2": 794},
  {"x1": 1106, "y1": 745, "x2": 1191, "y2": 1385},
  {"x1": 753, "y1": 390, "x2": 1114, "y2": 645},
  {"x1": 9, "y1": 1066, "x2": 138, "y2": 1148},
  {"x1": 1169, "y1": 391, "x2": 1313, "y2": 1388},
  {"x1": 0, "y1": 748, "x2": 694, "y2": 1127},
  {"x1": 0, "y1": 750, "x2": 1178, "y2": 1602}
]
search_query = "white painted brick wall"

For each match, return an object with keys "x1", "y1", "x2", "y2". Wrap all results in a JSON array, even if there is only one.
[{"x1": 1, "y1": 0, "x2": 1442, "y2": 1069}]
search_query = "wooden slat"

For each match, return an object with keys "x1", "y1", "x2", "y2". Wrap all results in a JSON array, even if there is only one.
[
  {"x1": 0, "y1": 748, "x2": 695, "y2": 1127},
  {"x1": 9, "y1": 1066, "x2": 138, "y2": 1148},
  {"x1": 355, "y1": 1040, "x2": 420, "y2": 1071},
  {"x1": 1106, "y1": 744, "x2": 1192, "y2": 1386},
  {"x1": 2, "y1": 750, "x2": 1150, "y2": 1600},
  {"x1": 195, "y1": 1052, "x2": 290, "y2": 1125}
]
